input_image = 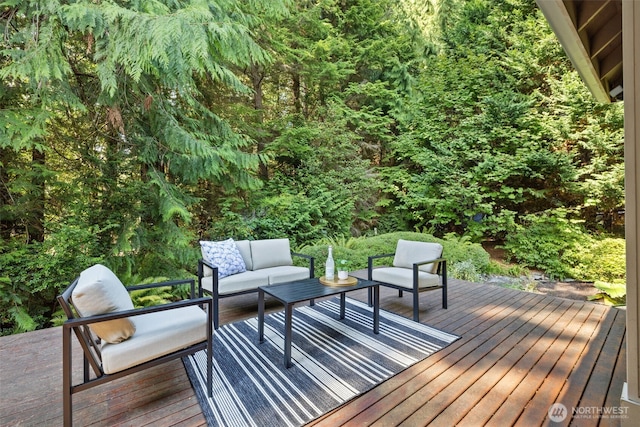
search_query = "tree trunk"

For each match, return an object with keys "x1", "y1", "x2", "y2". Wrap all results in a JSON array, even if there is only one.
[
  {"x1": 251, "y1": 64, "x2": 268, "y2": 180},
  {"x1": 28, "y1": 148, "x2": 45, "y2": 243},
  {"x1": 292, "y1": 72, "x2": 302, "y2": 115},
  {"x1": 0, "y1": 148, "x2": 14, "y2": 240}
]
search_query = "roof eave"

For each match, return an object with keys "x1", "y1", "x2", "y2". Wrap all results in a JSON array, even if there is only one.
[{"x1": 536, "y1": 0, "x2": 612, "y2": 103}]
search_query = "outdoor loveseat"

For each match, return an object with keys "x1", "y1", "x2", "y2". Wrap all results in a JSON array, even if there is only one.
[
  {"x1": 198, "y1": 238, "x2": 315, "y2": 328},
  {"x1": 57, "y1": 264, "x2": 212, "y2": 427},
  {"x1": 368, "y1": 239, "x2": 447, "y2": 322}
]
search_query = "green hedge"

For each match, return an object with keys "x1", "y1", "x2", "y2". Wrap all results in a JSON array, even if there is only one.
[
  {"x1": 503, "y1": 210, "x2": 626, "y2": 282},
  {"x1": 565, "y1": 238, "x2": 626, "y2": 283}
]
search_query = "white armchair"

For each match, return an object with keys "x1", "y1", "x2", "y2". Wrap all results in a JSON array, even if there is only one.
[
  {"x1": 368, "y1": 239, "x2": 447, "y2": 322},
  {"x1": 57, "y1": 264, "x2": 212, "y2": 426}
]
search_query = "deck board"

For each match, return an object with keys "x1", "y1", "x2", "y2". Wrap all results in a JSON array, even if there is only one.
[
  {"x1": 378, "y1": 297, "x2": 568, "y2": 426},
  {"x1": 0, "y1": 279, "x2": 627, "y2": 427},
  {"x1": 444, "y1": 300, "x2": 585, "y2": 426},
  {"x1": 348, "y1": 294, "x2": 551, "y2": 425}
]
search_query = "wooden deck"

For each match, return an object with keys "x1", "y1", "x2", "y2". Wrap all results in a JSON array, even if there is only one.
[{"x1": 0, "y1": 279, "x2": 627, "y2": 426}]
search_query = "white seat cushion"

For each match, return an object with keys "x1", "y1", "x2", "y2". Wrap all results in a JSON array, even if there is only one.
[
  {"x1": 250, "y1": 239, "x2": 293, "y2": 270},
  {"x1": 393, "y1": 240, "x2": 443, "y2": 273},
  {"x1": 372, "y1": 267, "x2": 441, "y2": 289},
  {"x1": 72, "y1": 264, "x2": 136, "y2": 344},
  {"x1": 201, "y1": 270, "x2": 270, "y2": 295},
  {"x1": 101, "y1": 306, "x2": 208, "y2": 374},
  {"x1": 261, "y1": 266, "x2": 310, "y2": 285}
]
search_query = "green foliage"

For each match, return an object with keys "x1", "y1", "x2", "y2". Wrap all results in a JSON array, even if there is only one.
[
  {"x1": 485, "y1": 260, "x2": 529, "y2": 278},
  {"x1": 0, "y1": 0, "x2": 629, "y2": 335},
  {"x1": 0, "y1": 276, "x2": 37, "y2": 334},
  {"x1": 378, "y1": 0, "x2": 622, "y2": 238},
  {"x1": 588, "y1": 281, "x2": 626, "y2": 306},
  {"x1": 1, "y1": 0, "x2": 277, "y2": 275},
  {"x1": 440, "y1": 233, "x2": 491, "y2": 275},
  {"x1": 0, "y1": 226, "x2": 103, "y2": 335},
  {"x1": 236, "y1": 110, "x2": 379, "y2": 243},
  {"x1": 503, "y1": 209, "x2": 626, "y2": 283},
  {"x1": 565, "y1": 238, "x2": 626, "y2": 283},
  {"x1": 130, "y1": 286, "x2": 174, "y2": 308},
  {"x1": 503, "y1": 209, "x2": 587, "y2": 279},
  {"x1": 337, "y1": 258, "x2": 352, "y2": 271},
  {"x1": 449, "y1": 261, "x2": 481, "y2": 282}
]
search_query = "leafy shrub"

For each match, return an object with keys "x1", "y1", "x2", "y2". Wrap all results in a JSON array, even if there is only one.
[
  {"x1": 449, "y1": 261, "x2": 481, "y2": 282},
  {"x1": 565, "y1": 238, "x2": 625, "y2": 282},
  {"x1": 441, "y1": 233, "x2": 491, "y2": 275},
  {"x1": 0, "y1": 226, "x2": 103, "y2": 335},
  {"x1": 503, "y1": 210, "x2": 587, "y2": 279},
  {"x1": 485, "y1": 260, "x2": 529, "y2": 277},
  {"x1": 504, "y1": 210, "x2": 626, "y2": 283}
]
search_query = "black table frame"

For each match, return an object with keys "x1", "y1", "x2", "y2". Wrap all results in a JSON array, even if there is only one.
[{"x1": 258, "y1": 277, "x2": 380, "y2": 368}]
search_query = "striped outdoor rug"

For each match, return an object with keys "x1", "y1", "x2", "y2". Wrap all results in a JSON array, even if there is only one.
[{"x1": 183, "y1": 297, "x2": 459, "y2": 427}]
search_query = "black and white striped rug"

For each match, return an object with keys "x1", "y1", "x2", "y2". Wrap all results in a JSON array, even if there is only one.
[{"x1": 183, "y1": 297, "x2": 459, "y2": 427}]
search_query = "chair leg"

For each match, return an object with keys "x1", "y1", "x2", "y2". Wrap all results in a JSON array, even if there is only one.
[
  {"x1": 213, "y1": 296, "x2": 220, "y2": 330},
  {"x1": 398, "y1": 289, "x2": 403, "y2": 298},
  {"x1": 207, "y1": 306, "x2": 213, "y2": 397},
  {"x1": 63, "y1": 326, "x2": 73, "y2": 427},
  {"x1": 367, "y1": 288, "x2": 372, "y2": 307},
  {"x1": 442, "y1": 261, "x2": 448, "y2": 309},
  {"x1": 413, "y1": 291, "x2": 419, "y2": 322},
  {"x1": 443, "y1": 285, "x2": 448, "y2": 309}
]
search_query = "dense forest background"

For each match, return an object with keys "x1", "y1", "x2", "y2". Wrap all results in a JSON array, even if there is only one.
[{"x1": 1, "y1": 0, "x2": 625, "y2": 333}]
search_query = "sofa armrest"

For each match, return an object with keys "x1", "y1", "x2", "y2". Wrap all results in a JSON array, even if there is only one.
[
  {"x1": 292, "y1": 252, "x2": 315, "y2": 278},
  {"x1": 198, "y1": 258, "x2": 217, "y2": 275},
  {"x1": 197, "y1": 258, "x2": 219, "y2": 297}
]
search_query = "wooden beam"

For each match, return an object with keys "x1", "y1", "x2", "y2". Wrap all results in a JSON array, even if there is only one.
[
  {"x1": 590, "y1": 12, "x2": 622, "y2": 59},
  {"x1": 537, "y1": 0, "x2": 611, "y2": 103},
  {"x1": 622, "y1": 0, "x2": 640, "y2": 423},
  {"x1": 599, "y1": 42, "x2": 623, "y2": 80},
  {"x1": 577, "y1": 0, "x2": 611, "y2": 32}
]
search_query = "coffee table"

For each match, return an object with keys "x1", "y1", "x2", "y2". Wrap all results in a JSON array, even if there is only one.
[{"x1": 258, "y1": 277, "x2": 379, "y2": 368}]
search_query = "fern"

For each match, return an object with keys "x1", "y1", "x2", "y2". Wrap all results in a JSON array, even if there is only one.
[
  {"x1": 129, "y1": 286, "x2": 174, "y2": 308},
  {"x1": 8, "y1": 306, "x2": 37, "y2": 333}
]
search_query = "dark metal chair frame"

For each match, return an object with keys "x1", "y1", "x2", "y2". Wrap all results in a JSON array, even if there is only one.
[
  {"x1": 57, "y1": 277, "x2": 213, "y2": 427},
  {"x1": 198, "y1": 252, "x2": 314, "y2": 329},
  {"x1": 367, "y1": 253, "x2": 447, "y2": 322}
]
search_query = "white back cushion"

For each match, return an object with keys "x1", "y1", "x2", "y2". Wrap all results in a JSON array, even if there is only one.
[
  {"x1": 393, "y1": 240, "x2": 443, "y2": 273},
  {"x1": 250, "y1": 239, "x2": 293, "y2": 270},
  {"x1": 234, "y1": 240, "x2": 253, "y2": 271},
  {"x1": 72, "y1": 264, "x2": 136, "y2": 344}
]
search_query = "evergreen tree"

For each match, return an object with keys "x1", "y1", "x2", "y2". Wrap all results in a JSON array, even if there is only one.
[
  {"x1": 0, "y1": 0, "x2": 285, "y2": 332},
  {"x1": 380, "y1": 0, "x2": 624, "y2": 238}
]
